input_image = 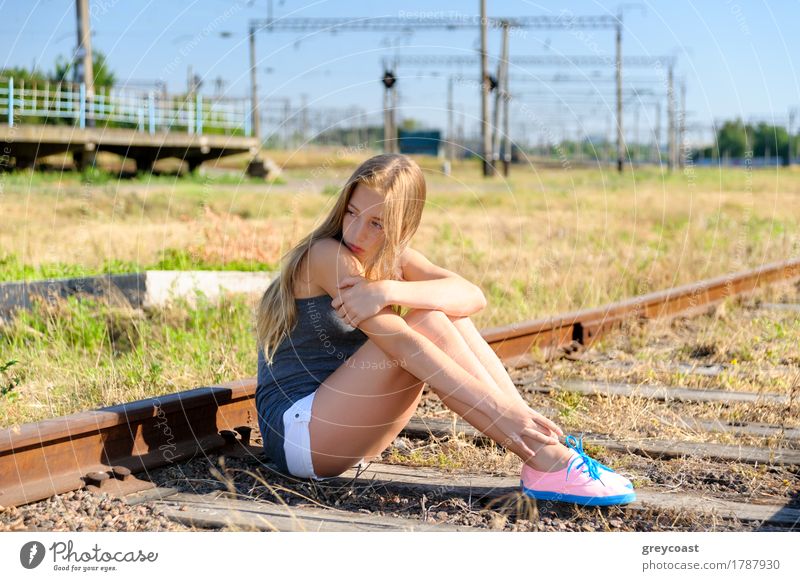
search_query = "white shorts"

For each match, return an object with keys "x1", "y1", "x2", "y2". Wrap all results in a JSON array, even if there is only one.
[{"x1": 282, "y1": 390, "x2": 367, "y2": 480}]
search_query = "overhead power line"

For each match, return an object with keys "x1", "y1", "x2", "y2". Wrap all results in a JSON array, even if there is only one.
[
  {"x1": 247, "y1": 12, "x2": 624, "y2": 175},
  {"x1": 250, "y1": 15, "x2": 619, "y2": 33}
]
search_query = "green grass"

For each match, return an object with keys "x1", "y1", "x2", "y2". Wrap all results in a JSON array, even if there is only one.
[
  {"x1": 1, "y1": 360, "x2": 21, "y2": 402},
  {"x1": 149, "y1": 248, "x2": 277, "y2": 272},
  {"x1": 551, "y1": 390, "x2": 586, "y2": 420},
  {"x1": 0, "y1": 293, "x2": 257, "y2": 427},
  {"x1": 1, "y1": 167, "x2": 286, "y2": 187},
  {"x1": 0, "y1": 249, "x2": 276, "y2": 282},
  {"x1": 2, "y1": 159, "x2": 800, "y2": 427}
]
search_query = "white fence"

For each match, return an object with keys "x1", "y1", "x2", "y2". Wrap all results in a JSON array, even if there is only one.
[{"x1": 0, "y1": 77, "x2": 251, "y2": 136}]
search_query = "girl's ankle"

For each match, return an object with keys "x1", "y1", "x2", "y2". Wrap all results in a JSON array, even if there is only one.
[{"x1": 524, "y1": 446, "x2": 573, "y2": 473}]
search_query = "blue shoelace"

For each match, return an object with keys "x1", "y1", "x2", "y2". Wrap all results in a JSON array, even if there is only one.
[{"x1": 564, "y1": 434, "x2": 614, "y2": 483}]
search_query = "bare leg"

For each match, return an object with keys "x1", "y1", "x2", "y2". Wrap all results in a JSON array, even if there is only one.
[
  {"x1": 406, "y1": 310, "x2": 572, "y2": 472},
  {"x1": 309, "y1": 339, "x2": 426, "y2": 478},
  {"x1": 447, "y1": 315, "x2": 529, "y2": 406}
]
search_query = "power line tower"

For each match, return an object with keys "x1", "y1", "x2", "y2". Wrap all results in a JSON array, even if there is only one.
[
  {"x1": 213, "y1": 76, "x2": 226, "y2": 97},
  {"x1": 479, "y1": 0, "x2": 492, "y2": 176},
  {"x1": 247, "y1": 12, "x2": 619, "y2": 177},
  {"x1": 398, "y1": 54, "x2": 676, "y2": 172},
  {"x1": 382, "y1": 66, "x2": 398, "y2": 153}
]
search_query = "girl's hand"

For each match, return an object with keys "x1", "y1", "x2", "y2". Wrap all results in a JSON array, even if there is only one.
[
  {"x1": 493, "y1": 398, "x2": 564, "y2": 460},
  {"x1": 332, "y1": 275, "x2": 387, "y2": 327}
]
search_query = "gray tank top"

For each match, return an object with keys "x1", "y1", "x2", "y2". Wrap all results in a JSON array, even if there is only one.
[{"x1": 256, "y1": 293, "x2": 368, "y2": 474}]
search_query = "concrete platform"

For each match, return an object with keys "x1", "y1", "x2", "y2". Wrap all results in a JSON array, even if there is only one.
[
  {"x1": 0, "y1": 125, "x2": 259, "y2": 172},
  {"x1": 0, "y1": 270, "x2": 275, "y2": 320}
]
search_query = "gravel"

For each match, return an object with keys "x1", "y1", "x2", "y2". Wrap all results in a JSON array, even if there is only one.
[
  {"x1": 0, "y1": 489, "x2": 198, "y2": 532},
  {"x1": 2, "y1": 434, "x2": 793, "y2": 532}
]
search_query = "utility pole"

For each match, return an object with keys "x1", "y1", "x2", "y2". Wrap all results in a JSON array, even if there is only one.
[
  {"x1": 480, "y1": 0, "x2": 493, "y2": 176},
  {"x1": 501, "y1": 64, "x2": 511, "y2": 176},
  {"x1": 633, "y1": 102, "x2": 639, "y2": 164},
  {"x1": 654, "y1": 101, "x2": 661, "y2": 164},
  {"x1": 789, "y1": 108, "x2": 797, "y2": 166},
  {"x1": 283, "y1": 99, "x2": 291, "y2": 148},
  {"x1": 491, "y1": 70, "x2": 501, "y2": 166},
  {"x1": 500, "y1": 25, "x2": 512, "y2": 177},
  {"x1": 667, "y1": 63, "x2": 675, "y2": 170},
  {"x1": 250, "y1": 13, "x2": 620, "y2": 178},
  {"x1": 679, "y1": 79, "x2": 686, "y2": 169},
  {"x1": 249, "y1": 23, "x2": 261, "y2": 144},
  {"x1": 75, "y1": 0, "x2": 94, "y2": 125},
  {"x1": 214, "y1": 76, "x2": 226, "y2": 97},
  {"x1": 186, "y1": 65, "x2": 203, "y2": 136},
  {"x1": 391, "y1": 67, "x2": 398, "y2": 152},
  {"x1": 491, "y1": 22, "x2": 508, "y2": 169},
  {"x1": 300, "y1": 93, "x2": 309, "y2": 145},
  {"x1": 73, "y1": 0, "x2": 96, "y2": 171},
  {"x1": 615, "y1": 12, "x2": 624, "y2": 172},
  {"x1": 75, "y1": 0, "x2": 94, "y2": 131},
  {"x1": 382, "y1": 67, "x2": 397, "y2": 153},
  {"x1": 447, "y1": 75, "x2": 455, "y2": 164},
  {"x1": 457, "y1": 104, "x2": 465, "y2": 158},
  {"x1": 492, "y1": 21, "x2": 509, "y2": 175}
]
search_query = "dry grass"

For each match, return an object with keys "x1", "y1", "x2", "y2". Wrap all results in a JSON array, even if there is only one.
[
  {"x1": 189, "y1": 205, "x2": 284, "y2": 266},
  {"x1": 2, "y1": 158, "x2": 799, "y2": 327},
  {"x1": 390, "y1": 277, "x2": 799, "y2": 477},
  {"x1": 0, "y1": 293, "x2": 259, "y2": 427},
  {"x1": 1, "y1": 157, "x2": 798, "y2": 483}
]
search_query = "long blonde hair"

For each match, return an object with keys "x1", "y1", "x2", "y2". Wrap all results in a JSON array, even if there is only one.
[{"x1": 256, "y1": 153, "x2": 427, "y2": 365}]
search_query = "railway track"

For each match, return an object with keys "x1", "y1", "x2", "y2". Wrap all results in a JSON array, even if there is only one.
[{"x1": 1, "y1": 259, "x2": 799, "y2": 531}]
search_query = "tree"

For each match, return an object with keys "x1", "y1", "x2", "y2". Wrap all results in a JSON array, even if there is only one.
[
  {"x1": 716, "y1": 119, "x2": 749, "y2": 158},
  {"x1": 52, "y1": 49, "x2": 115, "y2": 87},
  {"x1": 752, "y1": 122, "x2": 789, "y2": 160},
  {"x1": 400, "y1": 118, "x2": 421, "y2": 131},
  {"x1": 0, "y1": 66, "x2": 47, "y2": 84},
  {"x1": 710, "y1": 119, "x2": 799, "y2": 164}
]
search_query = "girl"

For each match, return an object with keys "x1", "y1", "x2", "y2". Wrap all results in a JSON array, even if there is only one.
[{"x1": 255, "y1": 153, "x2": 635, "y2": 506}]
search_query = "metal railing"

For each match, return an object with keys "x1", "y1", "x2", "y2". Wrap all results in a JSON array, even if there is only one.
[{"x1": 0, "y1": 77, "x2": 252, "y2": 137}]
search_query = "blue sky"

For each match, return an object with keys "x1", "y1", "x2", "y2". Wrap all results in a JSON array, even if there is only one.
[{"x1": 2, "y1": 1, "x2": 798, "y2": 144}]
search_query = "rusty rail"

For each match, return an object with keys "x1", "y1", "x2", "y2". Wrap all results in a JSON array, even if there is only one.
[
  {"x1": 0, "y1": 380, "x2": 257, "y2": 507},
  {"x1": 481, "y1": 258, "x2": 800, "y2": 362},
  {"x1": 1, "y1": 258, "x2": 799, "y2": 507}
]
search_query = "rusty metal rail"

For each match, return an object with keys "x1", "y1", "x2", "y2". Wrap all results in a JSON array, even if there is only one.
[
  {"x1": 1, "y1": 258, "x2": 799, "y2": 508},
  {"x1": 481, "y1": 258, "x2": 800, "y2": 362},
  {"x1": 0, "y1": 380, "x2": 258, "y2": 507}
]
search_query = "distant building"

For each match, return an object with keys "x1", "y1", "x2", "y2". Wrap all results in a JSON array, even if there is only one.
[{"x1": 398, "y1": 129, "x2": 441, "y2": 156}]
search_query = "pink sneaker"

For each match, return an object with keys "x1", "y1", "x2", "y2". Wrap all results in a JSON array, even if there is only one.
[{"x1": 520, "y1": 434, "x2": 636, "y2": 506}]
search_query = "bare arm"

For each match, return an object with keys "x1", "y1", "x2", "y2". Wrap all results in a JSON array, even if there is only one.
[
  {"x1": 311, "y1": 239, "x2": 503, "y2": 423},
  {"x1": 311, "y1": 239, "x2": 560, "y2": 454},
  {"x1": 382, "y1": 247, "x2": 486, "y2": 316},
  {"x1": 382, "y1": 279, "x2": 486, "y2": 317}
]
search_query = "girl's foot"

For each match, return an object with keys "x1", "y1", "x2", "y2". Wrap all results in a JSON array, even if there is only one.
[
  {"x1": 524, "y1": 441, "x2": 574, "y2": 472},
  {"x1": 520, "y1": 435, "x2": 636, "y2": 506}
]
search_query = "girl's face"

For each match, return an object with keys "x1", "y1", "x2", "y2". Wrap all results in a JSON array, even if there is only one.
[{"x1": 342, "y1": 183, "x2": 385, "y2": 261}]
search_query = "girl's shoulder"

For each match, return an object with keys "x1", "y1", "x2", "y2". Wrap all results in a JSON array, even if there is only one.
[
  {"x1": 308, "y1": 237, "x2": 364, "y2": 271},
  {"x1": 292, "y1": 241, "x2": 331, "y2": 299},
  {"x1": 293, "y1": 237, "x2": 363, "y2": 299}
]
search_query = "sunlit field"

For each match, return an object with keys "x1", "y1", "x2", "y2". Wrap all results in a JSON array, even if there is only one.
[{"x1": 1, "y1": 150, "x2": 798, "y2": 425}]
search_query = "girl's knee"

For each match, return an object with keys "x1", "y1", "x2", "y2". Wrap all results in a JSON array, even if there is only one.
[{"x1": 404, "y1": 308, "x2": 451, "y2": 328}]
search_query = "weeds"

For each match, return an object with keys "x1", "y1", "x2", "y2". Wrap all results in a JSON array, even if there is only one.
[
  {"x1": 0, "y1": 293, "x2": 257, "y2": 427},
  {"x1": 3, "y1": 163, "x2": 799, "y2": 326},
  {"x1": 551, "y1": 389, "x2": 586, "y2": 420},
  {"x1": 1, "y1": 360, "x2": 20, "y2": 402}
]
